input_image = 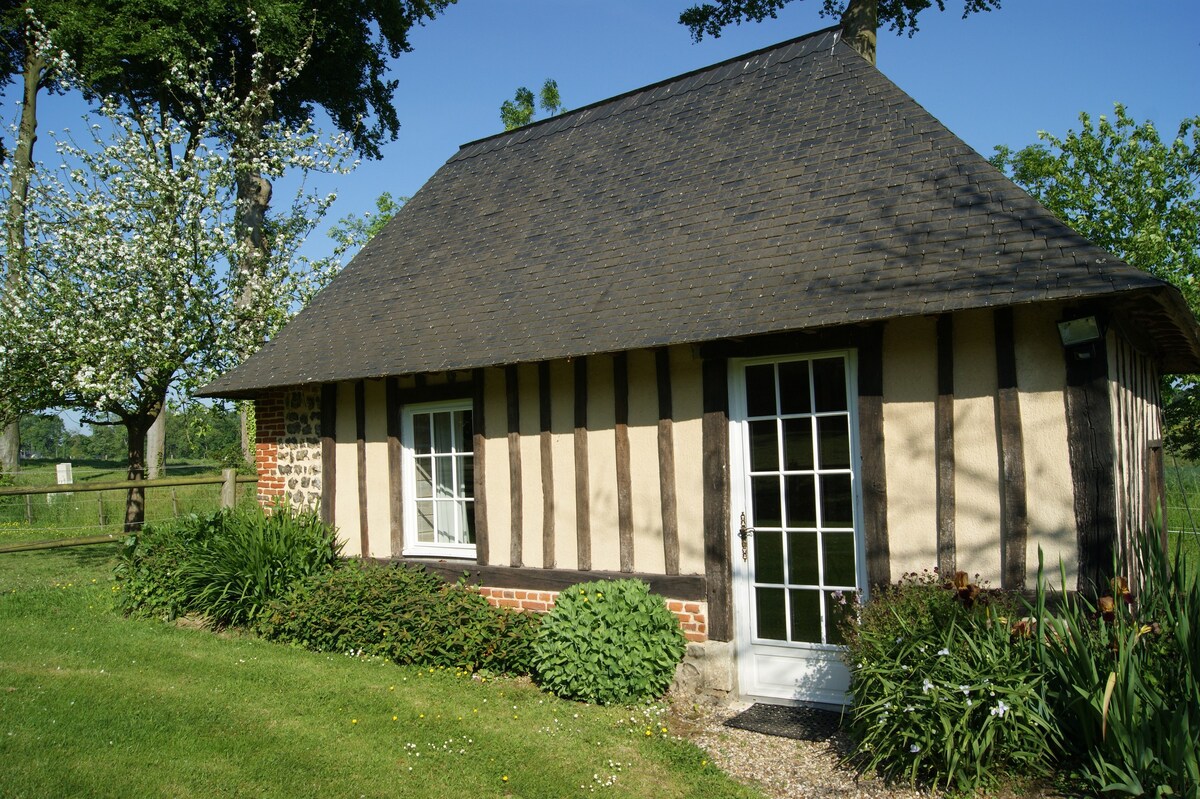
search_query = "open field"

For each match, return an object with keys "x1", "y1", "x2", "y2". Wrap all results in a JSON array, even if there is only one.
[{"x1": 0, "y1": 546, "x2": 761, "y2": 799}]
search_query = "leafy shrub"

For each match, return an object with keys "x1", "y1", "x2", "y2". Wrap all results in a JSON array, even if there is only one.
[
  {"x1": 257, "y1": 561, "x2": 540, "y2": 675},
  {"x1": 117, "y1": 506, "x2": 340, "y2": 626},
  {"x1": 533, "y1": 578, "x2": 686, "y2": 705},
  {"x1": 844, "y1": 570, "x2": 1056, "y2": 792},
  {"x1": 1030, "y1": 536, "x2": 1200, "y2": 797}
]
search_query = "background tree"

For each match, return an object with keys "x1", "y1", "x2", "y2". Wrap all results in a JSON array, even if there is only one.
[
  {"x1": 17, "y1": 413, "x2": 66, "y2": 459},
  {"x1": 500, "y1": 78, "x2": 565, "y2": 131},
  {"x1": 992, "y1": 105, "x2": 1200, "y2": 458},
  {"x1": 326, "y1": 191, "x2": 407, "y2": 261},
  {"x1": 679, "y1": 0, "x2": 1002, "y2": 63}
]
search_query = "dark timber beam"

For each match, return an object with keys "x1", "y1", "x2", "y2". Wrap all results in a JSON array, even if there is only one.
[
  {"x1": 573, "y1": 357, "x2": 592, "y2": 571},
  {"x1": 355, "y1": 381, "x2": 369, "y2": 557},
  {"x1": 858, "y1": 325, "x2": 891, "y2": 591},
  {"x1": 472, "y1": 369, "x2": 489, "y2": 565},
  {"x1": 614, "y1": 353, "x2": 634, "y2": 573},
  {"x1": 656, "y1": 348, "x2": 680, "y2": 575},
  {"x1": 995, "y1": 309, "x2": 1029, "y2": 591},
  {"x1": 935, "y1": 315, "x2": 956, "y2": 577},
  {"x1": 386, "y1": 378, "x2": 403, "y2": 558},
  {"x1": 538, "y1": 362, "x2": 555, "y2": 569},
  {"x1": 505, "y1": 365, "x2": 523, "y2": 568},
  {"x1": 320, "y1": 384, "x2": 337, "y2": 527},
  {"x1": 702, "y1": 357, "x2": 732, "y2": 641}
]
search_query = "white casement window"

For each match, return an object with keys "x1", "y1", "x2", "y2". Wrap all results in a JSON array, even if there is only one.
[{"x1": 401, "y1": 400, "x2": 476, "y2": 558}]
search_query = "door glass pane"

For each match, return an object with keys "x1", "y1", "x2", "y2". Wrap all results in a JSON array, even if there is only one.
[
  {"x1": 414, "y1": 458, "x2": 433, "y2": 498},
  {"x1": 755, "y1": 587, "x2": 787, "y2": 641},
  {"x1": 458, "y1": 455, "x2": 474, "y2": 498},
  {"x1": 745, "y1": 364, "x2": 777, "y2": 417},
  {"x1": 822, "y1": 532, "x2": 857, "y2": 587},
  {"x1": 416, "y1": 499, "x2": 434, "y2": 542},
  {"x1": 787, "y1": 531, "x2": 819, "y2": 585},
  {"x1": 783, "y1": 418, "x2": 814, "y2": 471},
  {"x1": 785, "y1": 475, "x2": 816, "y2": 528},
  {"x1": 463, "y1": 501, "x2": 476, "y2": 543},
  {"x1": 812, "y1": 358, "x2": 847, "y2": 412},
  {"x1": 433, "y1": 411, "x2": 452, "y2": 453},
  {"x1": 789, "y1": 589, "x2": 822, "y2": 643},
  {"x1": 754, "y1": 530, "x2": 784, "y2": 584},
  {"x1": 820, "y1": 474, "x2": 854, "y2": 527},
  {"x1": 778, "y1": 360, "x2": 812, "y2": 415},
  {"x1": 414, "y1": 414, "x2": 431, "y2": 455},
  {"x1": 825, "y1": 590, "x2": 849, "y2": 645},
  {"x1": 752, "y1": 476, "x2": 782, "y2": 528},
  {"x1": 749, "y1": 420, "x2": 779, "y2": 472},
  {"x1": 817, "y1": 416, "x2": 851, "y2": 469},
  {"x1": 454, "y1": 410, "x2": 472, "y2": 450},
  {"x1": 435, "y1": 457, "x2": 454, "y2": 498}
]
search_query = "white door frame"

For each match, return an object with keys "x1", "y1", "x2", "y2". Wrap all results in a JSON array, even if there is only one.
[{"x1": 727, "y1": 350, "x2": 869, "y2": 707}]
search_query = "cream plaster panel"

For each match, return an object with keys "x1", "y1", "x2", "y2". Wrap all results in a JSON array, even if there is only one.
[
  {"x1": 363, "y1": 380, "x2": 392, "y2": 559},
  {"x1": 881, "y1": 316, "x2": 938, "y2": 579},
  {"x1": 549, "y1": 359, "x2": 578, "y2": 570},
  {"x1": 334, "y1": 382, "x2": 361, "y2": 557},
  {"x1": 1014, "y1": 304, "x2": 1076, "y2": 588},
  {"x1": 628, "y1": 350, "x2": 666, "y2": 575},
  {"x1": 953, "y1": 310, "x2": 1001, "y2": 580},
  {"x1": 671, "y1": 345, "x2": 707, "y2": 575},
  {"x1": 518, "y1": 362, "x2": 544, "y2": 569},
  {"x1": 587, "y1": 355, "x2": 621, "y2": 572},
  {"x1": 482, "y1": 367, "x2": 511, "y2": 566}
]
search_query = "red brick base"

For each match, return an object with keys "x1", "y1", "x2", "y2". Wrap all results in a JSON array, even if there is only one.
[
  {"x1": 474, "y1": 586, "x2": 708, "y2": 642},
  {"x1": 255, "y1": 393, "x2": 286, "y2": 505}
]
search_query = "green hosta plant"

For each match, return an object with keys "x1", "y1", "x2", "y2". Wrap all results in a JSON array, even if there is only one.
[
  {"x1": 533, "y1": 579, "x2": 687, "y2": 705},
  {"x1": 844, "y1": 570, "x2": 1056, "y2": 793}
]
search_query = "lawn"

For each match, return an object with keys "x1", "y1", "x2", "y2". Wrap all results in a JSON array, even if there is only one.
[{"x1": 0, "y1": 546, "x2": 762, "y2": 799}]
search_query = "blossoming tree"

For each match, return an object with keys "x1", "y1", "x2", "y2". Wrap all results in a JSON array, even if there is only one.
[{"x1": 0, "y1": 32, "x2": 350, "y2": 528}]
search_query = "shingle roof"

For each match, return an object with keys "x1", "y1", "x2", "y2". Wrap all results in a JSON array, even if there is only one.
[{"x1": 202, "y1": 27, "x2": 1200, "y2": 397}]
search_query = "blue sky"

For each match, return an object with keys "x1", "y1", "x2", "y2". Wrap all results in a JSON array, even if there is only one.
[{"x1": 19, "y1": 0, "x2": 1200, "y2": 262}]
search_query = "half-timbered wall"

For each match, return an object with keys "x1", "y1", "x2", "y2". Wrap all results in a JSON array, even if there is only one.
[
  {"x1": 254, "y1": 386, "x2": 323, "y2": 510},
  {"x1": 881, "y1": 305, "x2": 1078, "y2": 588},
  {"x1": 1109, "y1": 332, "x2": 1162, "y2": 580}
]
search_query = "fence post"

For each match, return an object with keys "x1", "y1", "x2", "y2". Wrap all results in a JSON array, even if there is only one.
[
  {"x1": 25, "y1": 494, "x2": 32, "y2": 524},
  {"x1": 220, "y1": 468, "x2": 237, "y2": 510}
]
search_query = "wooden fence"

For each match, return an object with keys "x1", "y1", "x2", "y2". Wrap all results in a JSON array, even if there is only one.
[{"x1": 0, "y1": 469, "x2": 256, "y2": 553}]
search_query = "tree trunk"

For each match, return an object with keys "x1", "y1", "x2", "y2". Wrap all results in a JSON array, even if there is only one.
[
  {"x1": 146, "y1": 406, "x2": 166, "y2": 479},
  {"x1": 1, "y1": 44, "x2": 47, "y2": 476},
  {"x1": 124, "y1": 415, "x2": 154, "y2": 531},
  {"x1": 239, "y1": 400, "x2": 253, "y2": 465},
  {"x1": 840, "y1": 0, "x2": 878, "y2": 65}
]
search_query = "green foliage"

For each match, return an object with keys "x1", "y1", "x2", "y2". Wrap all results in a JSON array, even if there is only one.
[
  {"x1": 992, "y1": 105, "x2": 1200, "y2": 459},
  {"x1": 257, "y1": 561, "x2": 540, "y2": 675},
  {"x1": 844, "y1": 570, "x2": 1056, "y2": 792},
  {"x1": 117, "y1": 506, "x2": 340, "y2": 626},
  {"x1": 533, "y1": 579, "x2": 686, "y2": 705},
  {"x1": 163, "y1": 402, "x2": 242, "y2": 464},
  {"x1": 1030, "y1": 536, "x2": 1200, "y2": 797},
  {"x1": 500, "y1": 78, "x2": 566, "y2": 131},
  {"x1": 679, "y1": 0, "x2": 1002, "y2": 42},
  {"x1": 326, "y1": 191, "x2": 407, "y2": 262}
]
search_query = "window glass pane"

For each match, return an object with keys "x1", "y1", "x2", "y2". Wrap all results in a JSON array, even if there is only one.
[
  {"x1": 822, "y1": 532, "x2": 857, "y2": 587},
  {"x1": 783, "y1": 418, "x2": 814, "y2": 471},
  {"x1": 745, "y1": 364, "x2": 777, "y2": 417},
  {"x1": 414, "y1": 414, "x2": 431, "y2": 455},
  {"x1": 778, "y1": 360, "x2": 812, "y2": 415},
  {"x1": 416, "y1": 499, "x2": 434, "y2": 543},
  {"x1": 752, "y1": 476, "x2": 782, "y2": 528},
  {"x1": 785, "y1": 475, "x2": 817, "y2": 528},
  {"x1": 433, "y1": 411, "x2": 452, "y2": 453},
  {"x1": 435, "y1": 499, "x2": 455, "y2": 542},
  {"x1": 825, "y1": 590, "x2": 849, "y2": 646},
  {"x1": 755, "y1": 587, "x2": 787, "y2": 641},
  {"x1": 754, "y1": 530, "x2": 784, "y2": 584},
  {"x1": 787, "y1": 531, "x2": 819, "y2": 585},
  {"x1": 789, "y1": 589, "x2": 822, "y2": 643},
  {"x1": 414, "y1": 457, "x2": 432, "y2": 499},
  {"x1": 817, "y1": 415, "x2": 851, "y2": 469},
  {"x1": 459, "y1": 455, "x2": 474, "y2": 498},
  {"x1": 812, "y1": 358, "x2": 847, "y2": 412},
  {"x1": 435, "y1": 456, "x2": 454, "y2": 498},
  {"x1": 749, "y1": 420, "x2": 778, "y2": 472},
  {"x1": 820, "y1": 474, "x2": 854, "y2": 527},
  {"x1": 463, "y1": 500, "x2": 476, "y2": 544},
  {"x1": 458, "y1": 410, "x2": 473, "y2": 450}
]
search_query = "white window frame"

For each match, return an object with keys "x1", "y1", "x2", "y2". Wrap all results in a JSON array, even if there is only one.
[{"x1": 401, "y1": 399, "x2": 476, "y2": 558}]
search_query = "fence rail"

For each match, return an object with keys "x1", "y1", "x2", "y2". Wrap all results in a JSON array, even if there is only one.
[{"x1": 0, "y1": 469, "x2": 257, "y2": 553}]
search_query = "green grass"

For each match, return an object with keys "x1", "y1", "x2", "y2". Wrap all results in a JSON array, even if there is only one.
[
  {"x1": 0, "y1": 459, "x2": 255, "y2": 546},
  {"x1": 0, "y1": 547, "x2": 761, "y2": 799}
]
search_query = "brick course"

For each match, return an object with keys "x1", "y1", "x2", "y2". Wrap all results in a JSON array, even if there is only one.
[{"x1": 473, "y1": 586, "x2": 708, "y2": 642}]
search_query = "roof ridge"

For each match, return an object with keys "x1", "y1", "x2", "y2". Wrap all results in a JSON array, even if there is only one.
[{"x1": 454, "y1": 23, "x2": 844, "y2": 154}]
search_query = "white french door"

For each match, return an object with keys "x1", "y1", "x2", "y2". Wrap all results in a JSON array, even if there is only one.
[{"x1": 729, "y1": 352, "x2": 866, "y2": 707}]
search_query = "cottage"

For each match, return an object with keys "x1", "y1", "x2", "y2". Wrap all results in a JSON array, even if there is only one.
[{"x1": 201, "y1": 27, "x2": 1200, "y2": 706}]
